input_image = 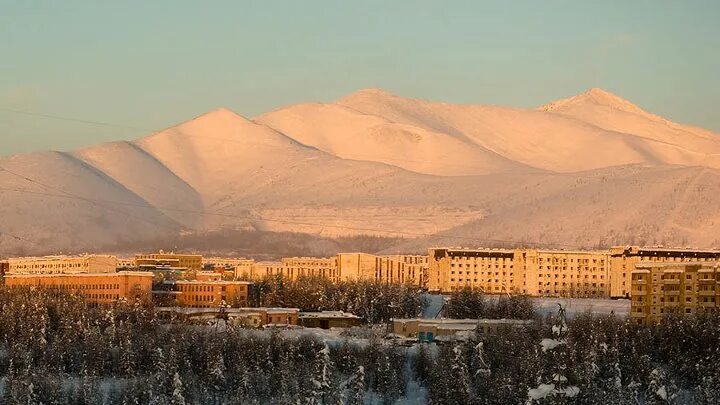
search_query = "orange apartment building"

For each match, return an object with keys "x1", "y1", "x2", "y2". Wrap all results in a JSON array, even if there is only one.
[
  {"x1": 171, "y1": 280, "x2": 252, "y2": 308},
  {"x1": 4, "y1": 272, "x2": 153, "y2": 305}
]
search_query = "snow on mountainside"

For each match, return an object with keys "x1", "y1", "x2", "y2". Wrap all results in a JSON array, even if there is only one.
[
  {"x1": 256, "y1": 102, "x2": 534, "y2": 176},
  {"x1": 336, "y1": 88, "x2": 720, "y2": 172},
  {"x1": 1, "y1": 88, "x2": 719, "y2": 255}
]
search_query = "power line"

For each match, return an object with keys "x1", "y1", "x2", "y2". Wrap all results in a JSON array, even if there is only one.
[
  {"x1": 0, "y1": 166, "x2": 183, "y2": 233},
  {"x1": 0, "y1": 108, "x2": 149, "y2": 131}
]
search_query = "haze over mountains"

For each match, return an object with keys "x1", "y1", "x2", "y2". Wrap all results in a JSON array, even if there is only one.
[{"x1": 1, "y1": 88, "x2": 719, "y2": 255}]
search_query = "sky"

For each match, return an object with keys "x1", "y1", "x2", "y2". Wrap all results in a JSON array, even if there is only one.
[{"x1": 1, "y1": 0, "x2": 719, "y2": 155}]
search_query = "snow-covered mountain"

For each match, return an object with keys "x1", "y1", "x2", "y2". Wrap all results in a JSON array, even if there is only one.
[{"x1": 1, "y1": 89, "x2": 719, "y2": 254}]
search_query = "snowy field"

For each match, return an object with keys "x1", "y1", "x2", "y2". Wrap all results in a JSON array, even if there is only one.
[{"x1": 422, "y1": 293, "x2": 630, "y2": 319}]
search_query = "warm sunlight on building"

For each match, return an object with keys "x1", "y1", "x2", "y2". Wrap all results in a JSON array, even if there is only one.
[
  {"x1": 135, "y1": 252, "x2": 203, "y2": 271},
  {"x1": 0, "y1": 255, "x2": 118, "y2": 275},
  {"x1": 631, "y1": 262, "x2": 720, "y2": 324},
  {"x1": 4, "y1": 272, "x2": 153, "y2": 305}
]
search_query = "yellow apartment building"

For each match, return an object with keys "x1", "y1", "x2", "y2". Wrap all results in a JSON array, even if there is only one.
[
  {"x1": 337, "y1": 253, "x2": 426, "y2": 286},
  {"x1": 609, "y1": 246, "x2": 720, "y2": 298},
  {"x1": 4, "y1": 272, "x2": 153, "y2": 305},
  {"x1": 281, "y1": 257, "x2": 340, "y2": 282},
  {"x1": 631, "y1": 262, "x2": 719, "y2": 324},
  {"x1": 0, "y1": 255, "x2": 118, "y2": 275},
  {"x1": 521, "y1": 249, "x2": 610, "y2": 297},
  {"x1": 428, "y1": 248, "x2": 609, "y2": 297},
  {"x1": 427, "y1": 248, "x2": 518, "y2": 294},
  {"x1": 135, "y1": 252, "x2": 203, "y2": 271}
]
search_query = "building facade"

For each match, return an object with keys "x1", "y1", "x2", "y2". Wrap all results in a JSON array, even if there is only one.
[
  {"x1": 337, "y1": 253, "x2": 427, "y2": 286},
  {"x1": 0, "y1": 255, "x2": 118, "y2": 275},
  {"x1": 135, "y1": 253, "x2": 203, "y2": 271},
  {"x1": 429, "y1": 247, "x2": 610, "y2": 297},
  {"x1": 610, "y1": 246, "x2": 720, "y2": 298},
  {"x1": 4, "y1": 272, "x2": 153, "y2": 305},
  {"x1": 171, "y1": 280, "x2": 252, "y2": 308},
  {"x1": 631, "y1": 262, "x2": 719, "y2": 324}
]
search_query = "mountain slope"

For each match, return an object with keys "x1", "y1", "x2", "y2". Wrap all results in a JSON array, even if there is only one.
[
  {"x1": 336, "y1": 89, "x2": 720, "y2": 172},
  {"x1": 256, "y1": 102, "x2": 533, "y2": 176},
  {"x1": 1, "y1": 88, "x2": 719, "y2": 255},
  {"x1": 73, "y1": 141, "x2": 204, "y2": 227},
  {"x1": 0, "y1": 151, "x2": 182, "y2": 253},
  {"x1": 540, "y1": 88, "x2": 720, "y2": 157}
]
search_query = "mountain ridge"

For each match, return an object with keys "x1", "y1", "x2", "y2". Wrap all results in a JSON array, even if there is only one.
[{"x1": 1, "y1": 88, "x2": 719, "y2": 255}]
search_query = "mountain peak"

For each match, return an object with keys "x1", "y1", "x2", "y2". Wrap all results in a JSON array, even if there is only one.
[
  {"x1": 539, "y1": 87, "x2": 650, "y2": 117},
  {"x1": 338, "y1": 88, "x2": 397, "y2": 103}
]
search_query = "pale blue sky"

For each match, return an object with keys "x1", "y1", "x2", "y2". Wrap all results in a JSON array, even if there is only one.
[{"x1": 1, "y1": 0, "x2": 718, "y2": 155}]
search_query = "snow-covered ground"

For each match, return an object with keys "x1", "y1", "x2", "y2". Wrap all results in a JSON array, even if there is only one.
[{"x1": 427, "y1": 294, "x2": 630, "y2": 319}]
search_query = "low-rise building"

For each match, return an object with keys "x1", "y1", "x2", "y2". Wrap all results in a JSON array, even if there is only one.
[
  {"x1": 298, "y1": 311, "x2": 361, "y2": 329},
  {"x1": 4, "y1": 272, "x2": 153, "y2": 305},
  {"x1": 392, "y1": 318, "x2": 533, "y2": 342},
  {"x1": 156, "y1": 307, "x2": 299, "y2": 327},
  {"x1": 0, "y1": 255, "x2": 118, "y2": 275},
  {"x1": 168, "y1": 280, "x2": 252, "y2": 308},
  {"x1": 630, "y1": 261, "x2": 720, "y2": 324}
]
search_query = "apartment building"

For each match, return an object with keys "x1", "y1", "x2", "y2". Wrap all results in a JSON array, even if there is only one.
[
  {"x1": 135, "y1": 252, "x2": 203, "y2": 271},
  {"x1": 427, "y1": 248, "x2": 517, "y2": 294},
  {"x1": 281, "y1": 257, "x2": 340, "y2": 282},
  {"x1": 521, "y1": 249, "x2": 610, "y2": 297},
  {"x1": 203, "y1": 257, "x2": 255, "y2": 278},
  {"x1": 631, "y1": 262, "x2": 719, "y2": 324},
  {"x1": 4, "y1": 272, "x2": 153, "y2": 305},
  {"x1": 610, "y1": 246, "x2": 720, "y2": 298},
  {"x1": 0, "y1": 255, "x2": 118, "y2": 275},
  {"x1": 429, "y1": 248, "x2": 609, "y2": 297},
  {"x1": 171, "y1": 280, "x2": 252, "y2": 308},
  {"x1": 337, "y1": 253, "x2": 426, "y2": 286}
]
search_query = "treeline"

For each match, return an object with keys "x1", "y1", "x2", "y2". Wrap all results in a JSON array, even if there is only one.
[
  {"x1": 249, "y1": 275, "x2": 427, "y2": 324},
  {"x1": 100, "y1": 229, "x2": 406, "y2": 260},
  {"x1": 2, "y1": 288, "x2": 720, "y2": 404},
  {"x1": 422, "y1": 312, "x2": 720, "y2": 404},
  {"x1": 444, "y1": 287, "x2": 537, "y2": 320}
]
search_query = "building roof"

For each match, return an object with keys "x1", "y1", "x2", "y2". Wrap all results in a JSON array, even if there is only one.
[
  {"x1": 299, "y1": 311, "x2": 359, "y2": 319},
  {"x1": 172, "y1": 280, "x2": 253, "y2": 285}
]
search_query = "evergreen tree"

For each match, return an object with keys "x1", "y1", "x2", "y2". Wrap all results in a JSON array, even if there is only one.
[{"x1": 170, "y1": 372, "x2": 186, "y2": 405}]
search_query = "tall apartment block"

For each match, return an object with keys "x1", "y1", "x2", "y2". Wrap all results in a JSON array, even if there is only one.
[{"x1": 631, "y1": 262, "x2": 719, "y2": 324}]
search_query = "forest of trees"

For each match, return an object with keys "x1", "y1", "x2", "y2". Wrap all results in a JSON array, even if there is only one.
[
  {"x1": 2, "y1": 287, "x2": 720, "y2": 404},
  {"x1": 247, "y1": 275, "x2": 428, "y2": 324},
  {"x1": 443, "y1": 287, "x2": 536, "y2": 320}
]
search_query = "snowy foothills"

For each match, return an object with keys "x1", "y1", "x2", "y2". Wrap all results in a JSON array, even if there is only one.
[{"x1": 2, "y1": 87, "x2": 720, "y2": 255}]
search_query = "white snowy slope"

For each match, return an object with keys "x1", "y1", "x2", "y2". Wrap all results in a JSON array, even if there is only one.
[
  {"x1": 0, "y1": 151, "x2": 182, "y2": 253},
  {"x1": 73, "y1": 141, "x2": 204, "y2": 227},
  {"x1": 256, "y1": 102, "x2": 535, "y2": 176},
  {"x1": 335, "y1": 88, "x2": 720, "y2": 172}
]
